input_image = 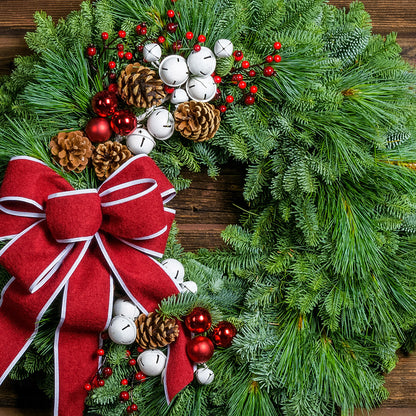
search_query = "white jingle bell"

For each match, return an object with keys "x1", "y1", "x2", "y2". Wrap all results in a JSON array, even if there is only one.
[
  {"x1": 146, "y1": 108, "x2": 175, "y2": 140},
  {"x1": 138, "y1": 349, "x2": 167, "y2": 376},
  {"x1": 187, "y1": 46, "x2": 216, "y2": 76},
  {"x1": 126, "y1": 127, "x2": 156, "y2": 155},
  {"x1": 214, "y1": 39, "x2": 233, "y2": 58},
  {"x1": 113, "y1": 297, "x2": 140, "y2": 321},
  {"x1": 159, "y1": 55, "x2": 189, "y2": 87},
  {"x1": 180, "y1": 280, "x2": 198, "y2": 294},
  {"x1": 186, "y1": 76, "x2": 217, "y2": 102},
  {"x1": 108, "y1": 316, "x2": 137, "y2": 345},
  {"x1": 143, "y1": 43, "x2": 162, "y2": 62},
  {"x1": 195, "y1": 366, "x2": 215, "y2": 385},
  {"x1": 170, "y1": 88, "x2": 189, "y2": 105},
  {"x1": 161, "y1": 258, "x2": 185, "y2": 284}
]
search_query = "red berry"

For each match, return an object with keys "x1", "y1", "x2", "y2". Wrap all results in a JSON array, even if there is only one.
[
  {"x1": 250, "y1": 85, "x2": 258, "y2": 94},
  {"x1": 118, "y1": 30, "x2": 126, "y2": 38},
  {"x1": 137, "y1": 44, "x2": 144, "y2": 52},
  {"x1": 135, "y1": 24, "x2": 142, "y2": 34},
  {"x1": 158, "y1": 35, "x2": 166, "y2": 44},
  {"x1": 98, "y1": 379, "x2": 105, "y2": 387},
  {"x1": 135, "y1": 371, "x2": 147, "y2": 382},
  {"x1": 219, "y1": 105, "x2": 227, "y2": 113},
  {"x1": 84, "y1": 383, "x2": 92, "y2": 391},
  {"x1": 266, "y1": 55, "x2": 273, "y2": 63},
  {"x1": 108, "y1": 83, "x2": 118, "y2": 94},
  {"x1": 164, "y1": 85, "x2": 175, "y2": 94},
  {"x1": 263, "y1": 66, "x2": 275, "y2": 77},
  {"x1": 108, "y1": 72, "x2": 116, "y2": 80},
  {"x1": 125, "y1": 350, "x2": 131, "y2": 356},
  {"x1": 117, "y1": 43, "x2": 124, "y2": 51},
  {"x1": 108, "y1": 61, "x2": 116, "y2": 69},
  {"x1": 173, "y1": 41, "x2": 182, "y2": 51},
  {"x1": 119, "y1": 391, "x2": 129, "y2": 401},
  {"x1": 131, "y1": 404, "x2": 138, "y2": 411},
  {"x1": 193, "y1": 44, "x2": 201, "y2": 52},
  {"x1": 125, "y1": 52, "x2": 133, "y2": 60},
  {"x1": 127, "y1": 406, "x2": 133, "y2": 414},
  {"x1": 244, "y1": 94, "x2": 255, "y2": 105},
  {"x1": 213, "y1": 75, "x2": 222, "y2": 84},
  {"x1": 233, "y1": 50, "x2": 243, "y2": 61},
  {"x1": 238, "y1": 81, "x2": 247, "y2": 89},
  {"x1": 186, "y1": 31, "x2": 194, "y2": 40},
  {"x1": 167, "y1": 9, "x2": 175, "y2": 18},
  {"x1": 101, "y1": 32, "x2": 109, "y2": 40},
  {"x1": 118, "y1": 51, "x2": 124, "y2": 59},
  {"x1": 248, "y1": 69, "x2": 256, "y2": 77},
  {"x1": 140, "y1": 27, "x2": 147, "y2": 35},
  {"x1": 274, "y1": 41, "x2": 282, "y2": 50},
  {"x1": 274, "y1": 55, "x2": 281, "y2": 63},
  {"x1": 166, "y1": 22, "x2": 178, "y2": 33},
  {"x1": 97, "y1": 349, "x2": 105, "y2": 356},
  {"x1": 241, "y1": 60, "x2": 250, "y2": 69},
  {"x1": 225, "y1": 95, "x2": 234, "y2": 103},
  {"x1": 197, "y1": 34, "x2": 206, "y2": 43},
  {"x1": 121, "y1": 379, "x2": 129, "y2": 385},
  {"x1": 235, "y1": 74, "x2": 243, "y2": 82},
  {"x1": 137, "y1": 347, "x2": 145, "y2": 353},
  {"x1": 103, "y1": 367, "x2": 113, "y2": 378},
  {"x1": 86, "y1": 46, "x2": 97, "y2": 57},
  {"x1": 129, "y1": 358, "x2": 137, "y2": 366}
]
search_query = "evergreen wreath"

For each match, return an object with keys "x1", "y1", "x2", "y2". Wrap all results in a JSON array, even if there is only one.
[{"x1": 1, "y1": 0, "x2": 416, "y2": 415}]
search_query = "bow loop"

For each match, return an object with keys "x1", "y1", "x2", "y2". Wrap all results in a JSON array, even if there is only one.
[{"x1": 46, "y1": 190, "x2": 102, "y2": 243}]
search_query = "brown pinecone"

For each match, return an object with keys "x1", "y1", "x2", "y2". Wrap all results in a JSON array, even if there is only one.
[
  {"x1": 174, "y1": 101, "x2": 221, "y2": 142},
  {"x1": 118, "y1": 63, "x2": 166, "y2": 108},
  {"x1": 50, "y1": 130, "x2": 93, "y2": 173},
  {"x1": 92, "y1": 141, "x2": 131, "y2": 181},
  {"x1": 135, "y1": 312, "x2": 179, "y2": 349}
]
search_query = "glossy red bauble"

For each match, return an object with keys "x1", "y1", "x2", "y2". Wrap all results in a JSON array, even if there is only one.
[
  {"x1": 186, "y1": 31, "x2": 194, "y2": 40},
  {"x1": 241, "y1": 60, "x2": 250, "y2": 69},
  {"x1": 119, "y1": 391, "x2": 129, "y2": 401},
  {"x1": 263, "y1": 66, "x2": 275, "y2": 77},
  {"x1": 225, "y1": 95, "x2": 234, "y2": 103},
  {"x1": 164, "y1": 85, "x2": 175, "y2": 94},
  {"x1": 118, "y1": 30, "x2": 126, "y2": 38},
  {"x1": 219, "y1": 105, "x2": 227, "y2": 113},
  {"x1": 172, "y1": 41, "x2": 182, "y2": 51},
  {"x1": 111, "y1": 110, "x2": 137, "y2": 136},
  {"x1": 249, "y1": 85, "x2": 258, "y2": 94},
  {"x1": 125, "y1": 52, "x2": 133, "y2": 60},
  {"x1": 273, "y1": 41, "x2": 282, "y2": 50},
  {"x1": 211, "y1": 321, "x2": 237, "y2": 347},
  {"x1": 98, "y1": 379, "x2": 105, "y2": 387},
  {"x1": 158, "y1": 36, "x2": 166, "y2": 44},
  {"x1": 185, "y1": 307, "x2": 212, "y2": 333},
  {"x1": 135, "y1": 371, "x2": 147, "y2": 382},
  {"x1": 108, "y1": 61, "x2": 116, "y2": 69},
  {"x1": 85, "y1": 117, "x2": 112, "y2": 143},
  {"x1": 186, "y1": 336, "x2": 214, "y2": 363},
  {"x1": 197, "y1": 34, "x2": 206, "y2": 43},
  {"x1": 274, "y1": 54, "x2": 281, "y2": 63},
  {"x1": 193, "y1": 44, "x2": 201, "y2": 52},
  {"x1": 238, "y1": 81, "x2": 247, "y2": 89},
  {"x1": 248, "y1": 69, "x2": 256, "y2": 77},
  {"x1": 265, "y1": 55, "x2": 273, "y2": 63},
  {"x1": 166, "y1": 22, "x2": 178, "y2": 33},
  {"x1": 128, "y1": 358, "x2": 137, "y2": 366},
  {"x1": 233, "y1": 50, "x2": 243, "y2": 61},
  {"x1": 121, "y1": 378, "x2": 129, "y2": 385},
  {"x1": 92, "y1": 90, "x2": 118, "y2": 117},
  {"x1": 86, "y1": 46, "x2": 97, "y2": 57},
  {"x1": 101, "y1": 32, "x2": 109, "y2": 40},
  {"x1": 102, "y1": 366, "x2": 113, "y2": 378},
  {"x1": 213, "y1": 75, "x2": 222, "y2": 84},
  {"x1": 97, "y1": 349, "x2": 105, "y2": 356},
  {"x1": 140, "y1": 27, "x2": 147, "y2": 35},
  {"x1": 167, "y1": 9, "x2": 175, "y2": 18},
  {"x1": 84, "y1": 383, "x2": 92, "y2": 391}
]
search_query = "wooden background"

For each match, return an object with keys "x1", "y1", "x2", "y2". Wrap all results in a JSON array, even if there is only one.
[{"x1": 0, "y1": 0, "x2": 415, "y2": 414}]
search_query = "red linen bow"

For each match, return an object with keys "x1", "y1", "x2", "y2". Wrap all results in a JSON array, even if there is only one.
[{"x1": 0, "y1": 155, "x2": 193, "y2": 416}]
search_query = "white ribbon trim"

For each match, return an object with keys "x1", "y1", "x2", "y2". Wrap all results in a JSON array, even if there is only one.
[
  {"x1": 0, "y1": 277, "x2": 15, "y2": 309},
  {"x1": 48, "y1": 189, "x2": 98, "y2": 200},
  {"x1": 0, "y1": 196, "x2": 44, "y2": 212},
  {"x1": 117, "y1": 237, "x2": 164, "y2": 258},
  {"x1": 10, "y1": 156, "x2": 48, "y2": 166}
]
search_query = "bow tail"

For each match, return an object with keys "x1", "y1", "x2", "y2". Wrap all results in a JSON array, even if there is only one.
[
  {"x1": 96, "y1": 233, "x2": 194, "y2": 403},
  {"x1": 54, "y1": 242, "x2": 113, "y2": 416}
]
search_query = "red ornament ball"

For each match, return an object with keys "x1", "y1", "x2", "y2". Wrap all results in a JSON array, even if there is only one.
[
  {"x1": 219, "y1": 105, "x2": 227, "y2": 113},
  {"x1": 164, "y1": 85, "x2": 175, "y2": 94},
  {"x1": 86, "y1": 46, "x2": 97, "y2": 57},
  {"x1": 263, "y1": 66, "x2": 275, "y2": 77},
  {"x1": 238, "y1": 81, "x2": 247, "y2": 89},
  {"x1": 273, "y1": 41, "x2": 282, "y2": 50},
  {"x1": 213, "y1": 75, "x2": 222, "y2": 84},
  {"x1": 167, "y1": 9, "x2": 175, "y2": 18},
  {"x1": 158, "y1": 35, "x2": 166, "y2": 44},
  {"x1": 117, "y1": 43, "x2": 124, "y2": 51},
  {"x1": 186, "y1": 31, "x2": 194, "y2": 40},
  {"x1": 111, "y1": 110, "x2": 137, "y2": 136},
  {"x1": 197, "y1": 34, "x2": 206, "y2": 43},
  {"x1": 119, "y1": 391, "x2": 130, "y2": 401},
  {"x1": 173, "y1": 41, "x2": 182, "y2": 51},
  {"x1": 108, "y1": 83, "x2": 118, "y2": 94},
  {"x1": 98, "y1": 379, "x2": 105, "y2": 387},
  {"x1": 233, "y1": 50, "x2": 243, "y2": 61},
  {"x1": 166, "y1": 22, "x2": 178, "y2": 33},
  {"x1": 97, "y1": 349, "x2": 105, "y2": 356},
  {"x1": 187, "y1": 336, "x2": 214, "y2": 363},
  {"x1": 185, "y1": 307, "x2": 212, "y2": 333},
  {"x1": 121, "y1": 378, "x2": 129, "y2": 385},
  {"x1": 108, "y1": 61, "x2": 116, "y2": 69},
  {"x1": 137, "y1": 346, "x2": 145, "y2": 353},
  {"x1": 101, "y1": 32, "x2": 109, "y2": 40},
  {"x1": 249, "y1": 85, "x2": 258, "y2": 94},
  {"x1": 84, "y1": 383, "x2": 92, "y2": 391},
  {"x1": 140, "y1": 27, "x2": 147, "y2": 35},
  {"x1": 126, "y1": 406, "x2": 133, "y2": 414},
  {"x1": 135, "y1": 371, "x2": 147, "y2": 382},
  {"x1": 118, "y1": 51, "x2": 124, "y2": 59},
  {"x1": 193, "y1": 44, "x2": 201, "y2": 52},
  {"x1": 86, "y1": 117, "x2": 112, "y2": 143},
  {"x1": 265, "y1": 55, "x2": 273, "y2": 63},
  {"x1": 102, "y1": 367, "x2": 113, "y2": 378},
  {"x1": 131, "y1": 404, "x2": 138, "y2": 411},
  {"x1": 274, "y1": 54, "x2": 281, "y2": 63},
  {"x1": 234, "y1": 74, "x2": 243, "y2": 82},
  {"x1": 125, "y1": 52, "x2": 133, "y2": 60},
  {"x1": 128, "y1": 358, "x2": 137, "y2": 366},
  {"x1": 248, "y1": 69, "x2": 256, "y2": 77},
  {"x1": 211, "y1": 321, "x2": 237, "y2": 347},
  {"x1": 241, "y1": 60, "x2": 250, "y2": 69},
  {"x1": 92, "y1": 91, "x2": 118, "y2": 117},
  {"x1": 137, "y1": 44, "x2": 144, "y2": 52},
  {"x1": 135, "y1": 24, "x2": 142, "y2": 34},
  {"x1": 225, "y1": 95, "x2": 234, "y2": 104},
  {"x1": 118, "y1": 30, "x2": 126, "y2": 38}
]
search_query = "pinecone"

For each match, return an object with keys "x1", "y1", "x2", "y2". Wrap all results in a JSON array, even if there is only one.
[
  {"x1": 135, "y1": 312, "x2": 179, "y2": 349},
  {"x1": 118, "y1": 63, "x2": 166, "y2": 108},
  {"x1": 174, "y1": 101, "x2": 221, "y2": 142},
  {"x1": 50, "y1": 130, "x2": 93, "y2": 173},
  {"x1": 92, "y1": 141, "x2": 131, "y2": 180}
]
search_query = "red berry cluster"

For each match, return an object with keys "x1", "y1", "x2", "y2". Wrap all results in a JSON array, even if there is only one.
[{"x1": 83, "y1": 348, "x2": 113, "y2": 391}]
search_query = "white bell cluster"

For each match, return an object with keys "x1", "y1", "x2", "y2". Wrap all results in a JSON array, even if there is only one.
[
  {"x1": 108, "y1": 297, "x2": 140, "y2": 345},
  {"x1": 161, "y1": 258, "x2": 198, "y2": 294}
]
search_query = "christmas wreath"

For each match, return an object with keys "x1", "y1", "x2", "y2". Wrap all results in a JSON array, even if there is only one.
[{"x1": 1, "y1": 0, "x2": 416, "y2": 415}]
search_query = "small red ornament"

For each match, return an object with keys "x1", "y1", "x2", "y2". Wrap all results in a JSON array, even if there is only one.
[
  {"x1": 127, "y1": 406, "x2": 133, "y2": 414},
  {"x1": 86, "y1": 46, "x2": 97, "y2": 57},
  {"x1": 117, "y1": 43, "x2": 124, "y2": 51},
  {"x1": 233, "y1": 50, "x2": 243, "y2": 61},
  {"x1": 135, "y1": 24, "x2": 142, "y2": 35},
  {"x1": 186, "y1": 31, "x2": 194, "y2": 40},
  {"x1": 135, "y1": 371, "x2": 146, "y2": 382},
  {"x1": 118, "y1": 51, "x2": 124, "y2": 59},
  {"x1": 98, "y1": 379, "x2": 105, "y2": 387},
  {"x1": 244, "y1": 94, "x2": 255, "y2": 105},
  {"x1": 197, "y1": 34, "x2": 206, "y2": 43},
  {"x1": 84, "y1": 383, "x2": 92, "y2": 391},
  {"x1": 125, "y1": 52, "x2": 133, "y2": 60},
  {"x1": 185, "y1": 307, "x2": 212, "y2": 333},
  {"x1": 131, "y1": 404, "x2": 138, "y2": 411},
  {"x1": 186, "y1": 336, "x2": 214, "y2": 364},
  {"x1": 119, "y1": 391, "x2": 130, "y2": 401},
  {"x1": 118, "y1": 30, "x2": 126, "y2": 38},
  {"x1": 214, "y1": 88, "x2": 221, "y2": 100},
  {"x1": 128, "y1": 358, "x2": 137, "y2": 366},
  {"x1": 108, "y1": 61, "x2": 116, "y2": 69},
  {"x1": 158, "y1": 35, "x2": 166, "y2": 44},
  {"x1": 238, "y1": 81, "x2": 247, "y2": 89},
  {"x1": 166, "y1": 22, "x2": 178, "y2": 33},
  {"x1": 265, "y1": 55, "x2": 273, "y2": 63},
  {"x1": 108, "y1": 83, "x2": 118, "y2": 94},
  {"x1": 211, "y1": 321, "x2": 237, "y2": 347},
  {"x1": 225, "y1": 95, "x2": 234, "y2": 103},
  {"x1": 248, "y1": 69, "x2": 256, "y2": 77},
  {"x1": 97, "y1": 349, "x2": 105, "y2": 356},
  {"x1": 193, "y1": 44, "x2": 201, "y2": 52},
  {"x1": 273, "y1": 41, "x2": 282, "y2": 50},
  {"x1": 263, "y1": 66, "x2": 275, "y2": 77},
  {"x1": 241, "y1": 60, "x2": 250, "y2": 69},
  {"x1": 140, "y1": 27, "x2": 147, "y2": 35},
  {"x1": 102, "y1": 367, "x2": 113, "y2": 378},
  {"x1": 137, "y1": 44, "x2": 144, "y2": 52},
  {"x1": 121, "y1": 378, "x2": 129, "y2": 385},
  {"x1": 274, "y1": 54, "x2": 281, "y2": 63},
  {"x1": 167, "y1": 9, "x2": 175, "y2": 18},
  {"x1": 164, "y1": 85, "x2": 175, "y2": 94},
  {"x1": 86, "y1": 117, "x2": 113, "y2": 143},
  {"x1": 125, "y1": 350, "x2": 131, "y2": 356},
  {"x1": 249, "y1": 85, "x2": 258, "y2": 94},
  {"x1": 101, "y1": 32, "x2": 109, "y2": 40},
  {"x1": 137, "y1": 346, "x2": 145, "y2": 353},
  {"x1": 213, "y1": 75, "x2": 222, "y2": 84},
  {"x1": 111, "y1": 110, "x2": 137, "y2": 136},
  {"x1": 219, "y1": 105, "x2": 227, "y2": 113},
  {"x1": 234, "y1": 74, "x2": 243, "y2": 82},
  {"x1": 172, "y1": 41, "x2": 182, "y2": 51}
]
